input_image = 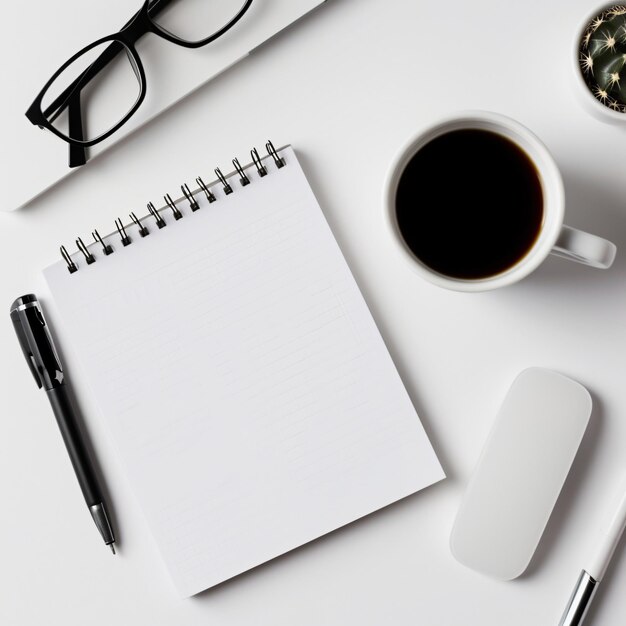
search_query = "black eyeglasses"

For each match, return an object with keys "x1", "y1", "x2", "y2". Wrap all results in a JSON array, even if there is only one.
[{"x1": 26, "y1": 0, "x2": 254, "y2": 168}]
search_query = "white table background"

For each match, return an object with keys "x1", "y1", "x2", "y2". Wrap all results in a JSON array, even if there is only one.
[{"x1": 1, "y1": 0, "x2": 625, "y2": 624}]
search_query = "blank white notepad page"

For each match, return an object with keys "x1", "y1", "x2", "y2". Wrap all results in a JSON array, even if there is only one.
[{"x1": 43, "y1": 147, "x2": 444, "y2": 597}]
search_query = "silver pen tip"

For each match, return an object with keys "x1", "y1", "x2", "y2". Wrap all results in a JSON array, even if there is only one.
[{"x1": 109, "y1": 543, "x2": 116, "y2": 555}]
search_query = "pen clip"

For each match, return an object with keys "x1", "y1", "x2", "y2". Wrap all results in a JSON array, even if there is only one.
[
  {"x1": 27, "y1": 353, "x2": 43, "y2": 389},
  {"x1": 10, "y1": 295, "x2": 65, "y2": 390},
  {"x1": 10, "y1": 300, "x2": 43, "y2": 389}
]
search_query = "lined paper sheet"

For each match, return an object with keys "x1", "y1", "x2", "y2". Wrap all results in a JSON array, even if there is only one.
[{"x1": 43, "y1": 147, "x2": 444, "y2": 597}]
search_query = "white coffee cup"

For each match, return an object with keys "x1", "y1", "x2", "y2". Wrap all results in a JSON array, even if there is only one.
[{"x1": 384, "y1": 111, "x2": 617, "y2": 292}]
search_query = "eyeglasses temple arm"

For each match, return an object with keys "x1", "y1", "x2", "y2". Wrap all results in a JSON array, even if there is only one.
[
  {"x1": 57, "y1": 0, "x2": 172, "y2": 168},
  {"x1": 67, "y1": 95, "x2": 87, "y2": 167}
]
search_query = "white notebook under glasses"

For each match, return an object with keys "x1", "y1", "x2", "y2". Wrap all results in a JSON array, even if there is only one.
[{"x1": 43, "y1": 142, "x2": 444, "y2": 597}]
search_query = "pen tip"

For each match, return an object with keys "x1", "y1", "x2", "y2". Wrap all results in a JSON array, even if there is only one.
[{"x1": 109, "y1": 543, "x2": 116, "y2": 555}]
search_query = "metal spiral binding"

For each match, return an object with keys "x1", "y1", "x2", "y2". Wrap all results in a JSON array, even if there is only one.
[
  {"x1": 164, "y1": 194, "x2": 183, "y2": 221},
  {"x1": 76, "y1": 237, "x2": 95, "y2": 265},
  {"x1": 214, "y1": 167, "x2": 233, "y2": 195},
  {"x1": 93, "y1": 230, "x2": 113, "y2": 256},
  {"x1": 130, "y1": 212, "x2": 149, "y2": 238},
  {"x1": 115, "y1": 219, "x2": 131, "y2": 246},
  {"x1": 60, "y1": 245, "x2": 78, "y2": 274},
  {"x1": 251, "y1": 147, "x2": 267, "y2": 177},
  {"x1": 196, "y1": 177, "x2": 216, "y2": 203},
  {"x1": 232, "y1": 158, "x2": 250, "y2": 186},
  {"x1": 266, "y1": 140, "x2": 285, "y2": 168},
  {"x1": 147, "y1": 202, "x2": 166, "y2": 228},
  {"x1": 181, "y1": 183, "x2": 200, "y2": 211},
  {"x1": 59, "y1": 141, "x2": 286, "y2": 274}
]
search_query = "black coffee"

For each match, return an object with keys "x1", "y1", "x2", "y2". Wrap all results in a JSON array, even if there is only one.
[{"x1": 395, "y1": 129, "x2": 543, "y2": 279}]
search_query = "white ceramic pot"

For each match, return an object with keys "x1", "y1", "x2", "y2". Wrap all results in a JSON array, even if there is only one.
[{"x1": 572, "y1": 4, "x2": 626, "y2": 123}]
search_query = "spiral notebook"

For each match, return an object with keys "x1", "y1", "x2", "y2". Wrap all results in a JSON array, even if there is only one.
[{"x1": 42, "y1": 143, "x2": 444, "y2": 597}]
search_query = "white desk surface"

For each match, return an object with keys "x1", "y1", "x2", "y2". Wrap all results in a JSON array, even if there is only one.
[{"x1": 1, "y1": 0, "x2": 625, "y2": 624}]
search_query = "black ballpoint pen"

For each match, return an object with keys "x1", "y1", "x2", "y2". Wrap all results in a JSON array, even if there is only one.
[{"x1": 10, "y1": 294, "x2": 116, "y2": 554}]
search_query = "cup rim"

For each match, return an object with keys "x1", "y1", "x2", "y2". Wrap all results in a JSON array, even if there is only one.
[
  {"x1": 383, "y1": 111, "x2": 565, "y2": 292},
  {"x1": 572, "y1": 3, "x2": 626, "y2": 123}
]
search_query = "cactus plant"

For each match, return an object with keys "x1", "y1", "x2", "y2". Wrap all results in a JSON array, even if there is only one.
[{"x1": 579, "y1": 5, "x2": 626, "y2": 112}]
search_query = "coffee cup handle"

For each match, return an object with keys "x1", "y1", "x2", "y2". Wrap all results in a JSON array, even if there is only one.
[{"x1": 550, "y1": 225, "x2": 616, "y2": 269}]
